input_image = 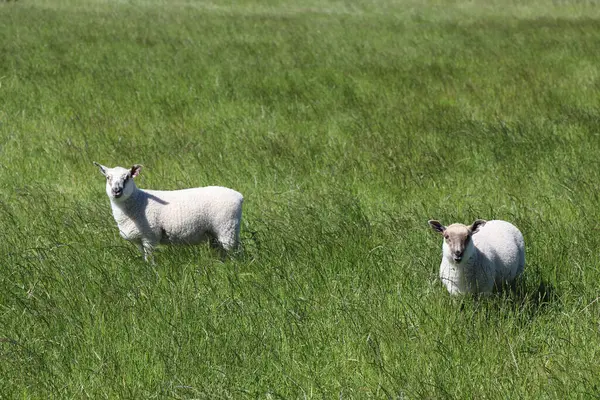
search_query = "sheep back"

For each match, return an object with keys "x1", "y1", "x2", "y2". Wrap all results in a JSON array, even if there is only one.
[
  {"x1": 472, "y1": 220, "x2": 525, "y2": 287},
  {"x1": 113, "y1": 186, "x2": 243, "y2": 247}
]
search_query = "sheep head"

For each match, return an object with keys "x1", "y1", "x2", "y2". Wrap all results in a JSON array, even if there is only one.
[
  {"x1": 94, "y1": 162, "x2": 142, "y2": 201},
  {"x1": 428, "y1": 219, "x2": 486, "y2": 263}
]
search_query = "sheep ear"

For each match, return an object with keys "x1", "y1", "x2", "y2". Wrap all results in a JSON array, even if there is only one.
[
  {"x1": 428, "y1": 220, "x2": 446, "y2": 234},
  {"x1": 93, "y1": 162, "x2": 107, "y2": 177},
  {"x1": 130, "y1": 164, "x2": 142, "y2": 178},
  {"x1": 470, "y1": 219, "x2": 487, "y2": 234}
]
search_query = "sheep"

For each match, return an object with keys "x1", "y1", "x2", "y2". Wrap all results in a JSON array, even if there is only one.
[
  {"x1": 93, "y1": 162, "x2": 243, "y2": 262},
  {"x1": 427, "y1": 219, "x2": 525, "y2": 295}
]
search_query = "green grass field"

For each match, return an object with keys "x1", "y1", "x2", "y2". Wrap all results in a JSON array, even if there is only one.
[{"x1": 1, "y1": 0, "x2": 600, "y2": 397}]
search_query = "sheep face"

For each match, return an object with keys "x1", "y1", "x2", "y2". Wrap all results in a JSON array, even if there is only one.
[
  {"x1": 94, "y1": 162, "x2": 142, "y2": 201},
  {"x1": 429, "y1": 220, "x2": 486, "y2": 264}
]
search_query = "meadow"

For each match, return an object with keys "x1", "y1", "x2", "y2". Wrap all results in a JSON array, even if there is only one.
[{"x1": 1, "y1": 0, "x2": 600, "y2": 398}]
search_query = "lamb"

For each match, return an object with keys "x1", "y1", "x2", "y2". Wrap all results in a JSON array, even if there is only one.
[
  {"x1": 94, "y1": 162, "x2": 244, "y2": 262},
  {"x1": 428, "y1": 219, "x2": 525, "y2": 295}
]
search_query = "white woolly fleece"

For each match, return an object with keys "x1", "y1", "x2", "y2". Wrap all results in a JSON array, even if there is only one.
[
  {"x1": 95, "y1": 163, "x2": 243, "y2": 262},
  {"x1": 439, "y1": 220, "x2": 525, "y2": 295},
  {"x1": 111, "y1": 186, "x2": 243, "y2": 252}
]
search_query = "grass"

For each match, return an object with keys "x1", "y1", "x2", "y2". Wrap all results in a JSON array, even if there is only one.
[{"x1": 1, "y1": 0, "x2": 600, "y2": 397}]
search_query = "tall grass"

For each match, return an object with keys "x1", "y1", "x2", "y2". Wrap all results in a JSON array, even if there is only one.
[{"x1": 1, "y1": 0, "x2": 599, "y2": 397}]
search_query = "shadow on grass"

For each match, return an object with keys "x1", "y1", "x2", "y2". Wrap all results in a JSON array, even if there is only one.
[
  {"x1": 457, "y1": 276, "x2": 559, "y2": 321},
  {"x1": 516, "y1": 279, "x2": 557, "y2": 308}
]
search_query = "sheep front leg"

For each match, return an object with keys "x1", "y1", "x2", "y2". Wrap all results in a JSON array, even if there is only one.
[{"x1": 138, "y1": 241, "x2": 156, "y2": 264}]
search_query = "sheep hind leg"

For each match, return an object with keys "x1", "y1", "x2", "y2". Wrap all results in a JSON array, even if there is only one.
[{"x1": 216, "y1": 225, "x2": 241, "y2": 257}]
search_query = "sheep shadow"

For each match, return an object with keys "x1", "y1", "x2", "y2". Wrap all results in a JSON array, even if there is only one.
[
  {"x1": 503, "y1": 278, "x2": 558, "y2": 315},
  {"x1": 459, "y1": 276, "x2": 558, "y2": 320}
]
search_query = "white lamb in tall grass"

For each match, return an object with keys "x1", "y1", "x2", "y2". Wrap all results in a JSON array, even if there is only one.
[
  {"x1": 428, "y1": 219, "x2": 525, "y2": 295},
  {"x1": 94, "y1": 162, "x2": 243, "y2": 262}
]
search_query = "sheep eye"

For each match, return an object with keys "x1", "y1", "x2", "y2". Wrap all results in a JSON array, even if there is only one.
[{"x1": 444, "y1": 234, "x2": 449, "y2": 240}]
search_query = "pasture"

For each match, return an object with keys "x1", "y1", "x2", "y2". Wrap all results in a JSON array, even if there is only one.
[{"x1": 1, "y1": 0, "x2": 599, "y2": 397}]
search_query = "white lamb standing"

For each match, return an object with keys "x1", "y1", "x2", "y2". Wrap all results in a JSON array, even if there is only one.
[
  {"x1": 94, "y1": 162, "x2": 244, "y2": 262},
  {"x1": 428, "y1": 219, "x2": 525, "y2": 295}
]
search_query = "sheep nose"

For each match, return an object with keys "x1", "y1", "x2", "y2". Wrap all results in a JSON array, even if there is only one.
[
  {"x1": 453, "y1": 250, "x2": 463, "y2": 262},
  {"x1": 113, "y1": 189, "x2": 123, "y2": 197}
]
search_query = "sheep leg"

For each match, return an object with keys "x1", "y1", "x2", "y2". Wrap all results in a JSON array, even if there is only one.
[
  {"x1": 218, "y1": 235, "x2": 240, "y2": 254},
  {"x1": 217, "y1": 222, "x2": 241, "y2": 253},
  {"x1": 138, "y1": 240, "x2": 156, "y2": 264},
  {"x1": 212, "y1": 233, "x2": 239, "y2": 262}
]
